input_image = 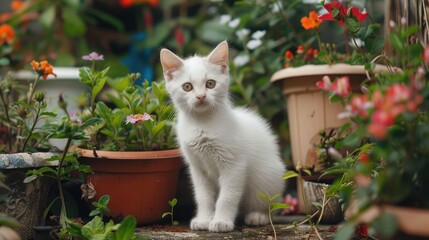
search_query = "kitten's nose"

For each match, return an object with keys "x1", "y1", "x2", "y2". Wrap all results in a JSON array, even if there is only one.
[{"x1": 196, "y1": 94, "x2": 206, "y2": 101}]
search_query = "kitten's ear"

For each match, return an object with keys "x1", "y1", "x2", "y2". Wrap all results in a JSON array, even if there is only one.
[
  {"x1": 208, "y1": 41, "x2": 229, "y2": 70},
  {"x1": 160, "y1": 49, "x2": 183, "y2": 80}
]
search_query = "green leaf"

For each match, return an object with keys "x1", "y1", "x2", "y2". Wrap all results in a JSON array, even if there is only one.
[
  {"x1": 62, "y1": 7, "x2": 86, "y2": 37},
  {"x1": 270, "y1": 202, "x2": 290, "y2": 212},
  {"x1": 98, "y1": 195, "x2": 110, "y2": 206},
  {"x1": 115, "y1": 216, "x2": 137, "y2": 240},
  {"x1": 151, "y1": 120, "x2": 167, "y2": 137},
  {"x1": 258, "y1": 193, "x2": 270, "y2": 203},
  {"x1": 372, "y1": 212, "x2": 398, "y2": 238},
  {"x1": 303, "y1": 169, "x2": 312, "y2": 176},
  {"x1": 161, "y1": 212, "x2": 171, "y2": 219},
  {"x1": 269, "y1": 193, "x2": 281, "y2": 202},
  {"x1": 23, "y1": 174, "x2": 38, "y2": 183},
  {"x1": 334, "y1": 223, "x2": 355, "y2": 240},
  {"x1": 39, "y1": 5, "x2": 56, "y2": 30},
  {"x1": 283, "y1": 170, "x2": 299, "y2": 180},
  {"x1": 79, "y1": 67, "x2": 92, "y2": 85},
  {"x1": 173, "y1": 220, "x2": 179, "y2": 226},
  {"x1": 196, "y1": 20, "x2": 234, "y2": 43},
  {"x1": 389, "y1": 33, "x2": 403, "y2": 51},
  {"x1": 87, "y1": 8, "x2": 124, "y2": 31},
  {"x1": 169, "y1": 198, "x2": 177, "y2": 207},
  {"x1": 92, "y1": 68, "x2": 110, "y2": 99},
  {"x1": 140, "y1": 22, "x2": 171, "y2": 49}
]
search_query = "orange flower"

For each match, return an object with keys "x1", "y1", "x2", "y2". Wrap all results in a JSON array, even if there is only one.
[
  {"x1": 0, "y1": 24, "x2": 15, "y2": 46},
  {"x1": 11, "y1": 0, "x2": 24, "y2": 11},
  {"x1": 31, "y1": 60, "x2": 57, "y2": 80},
  {"x1": 301, "y1": 11, "x2": 323, "y2": 30}
]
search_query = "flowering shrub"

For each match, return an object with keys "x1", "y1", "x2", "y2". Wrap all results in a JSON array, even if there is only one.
[
  {"x1": 316, "y1": 18, "x2": 429, "y2": 238},
  {"x1": 76, "y1": 52, "x2": 176, "y2": 151},
  {"x1": 0, "y1": 59, "x2": 58, "y2": 153},
  {"x1": 284, "y1": 0, "x2": 384, "y2": 69}
]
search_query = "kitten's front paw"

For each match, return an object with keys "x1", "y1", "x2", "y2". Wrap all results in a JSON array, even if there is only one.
[
  {"x1": 208, "y1": 220, "x2": 234, "y2": 232},
  {"x1": 245, "y1": 212, "x2": 269, "y2": 226},
  {"x1": 190, "y1": 218, "x2": 210, "y2": 231}
]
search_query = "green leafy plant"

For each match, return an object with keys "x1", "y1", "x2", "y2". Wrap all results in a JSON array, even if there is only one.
[
  {"x1": 77, "y1": 53, "x2": 176, "y2": 151},
  {"x1": 66, "y1": 215, "x2": 148, "y2": 240},
  {"x1": 315, "y1": 18, "x2": 429, "y2": 239},
  {"x1": 24, "y1": 109, "x2": 101, "y2": 230},
  {"x1": 0, "y1": 60, "x2": 58, "y2": 153},
  {"x1": 90, "y1": 195, "x2": 111, "y2": 218},
  {"x1": 258, "y1": 193, "x2": 289, "y2": 240},
  {"x1": 161, "y1": 198, "x2": 179, "y2": 226}
]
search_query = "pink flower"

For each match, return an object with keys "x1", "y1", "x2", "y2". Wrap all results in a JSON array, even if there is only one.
[
  {"x1": 281, "y1": 194, "x2": 298, "y2": 215},
  {"x1": 348, "y1": 94, "x2": 373, "y2": 118},
  {"x1": 82, "y1": 52, "x2": 104, "y2": 61},
  {"x1": 330, "y1": 76, "x2": 351, "y2": 97},
  {"x1": 367, "y1": 122, "x2": 388, "y2": 139},
  {"x1": 372, "y1": 110, "x2": 395, "y2": 126},
  {"x1": 125, "y1": 113, "x2": 153, "y2": 124},
  {"x1": 385, "y1": 84, "x2": 411, "y2": 104}
]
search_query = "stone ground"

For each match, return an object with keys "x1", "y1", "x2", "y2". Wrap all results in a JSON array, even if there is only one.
[{"x1": 136, "y1": 216, "x2": 339, "y2": 240}]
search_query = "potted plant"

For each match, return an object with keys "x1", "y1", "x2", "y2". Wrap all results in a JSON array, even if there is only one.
[
  {"x1": 73, "y1": 52, "x2": 182, "y2": 225},
  {"x1": 0, "y1": 51, "x2": 62, "y2": 238},
  {"x1": 315, "y1": 15, "x2": 429, "y2": 239},
  {"x1": 270, "y1": 0, "x2": 389, "y2": 169}
]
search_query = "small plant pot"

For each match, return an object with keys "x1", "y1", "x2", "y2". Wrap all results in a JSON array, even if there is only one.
[{"x1": 299, "y1": 178, "x2": 344, "y2": 224}]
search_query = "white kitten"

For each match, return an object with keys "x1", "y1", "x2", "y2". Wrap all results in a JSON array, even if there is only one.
[{"x1": 160, "y1": 41, "x2": 286, "y2": 232}]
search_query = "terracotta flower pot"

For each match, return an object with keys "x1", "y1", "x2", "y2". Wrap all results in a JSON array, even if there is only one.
[
  {"x1": 359, "y1": 204, "x2": 429, "y2": 238},
  {"x1": 270, "y1": 64, "x2": 388, "y2": 167},
  {"x1": 77, "y1": 148, "x2": 183, "y2": 225}
]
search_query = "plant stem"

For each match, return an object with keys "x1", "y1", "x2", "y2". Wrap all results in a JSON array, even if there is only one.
[
  {"x1": 268, "y1": 205, "x2": 277, "y2": 240},
  {"x1": 21, "y1": 102, "x2": 42, "y2": 152},
  {"x1": 28, "y1": 76, "x2": 41, "y2": 104},
  {"x1": 57, "y1": 137, "x2": 73, "y2": 227}
]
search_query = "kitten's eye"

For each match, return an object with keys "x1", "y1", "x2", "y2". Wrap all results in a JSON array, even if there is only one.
[
  {"x1": 206, "y1": 80, "x2": 216, "y2": 89},
  {"x1": 182, "y1": 83, "x2": 193, "y2": 92}
]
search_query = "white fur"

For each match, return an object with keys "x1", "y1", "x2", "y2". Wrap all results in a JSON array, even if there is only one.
[{"x1": 160, "y1": 41, "x2": 286, "y2": 232}]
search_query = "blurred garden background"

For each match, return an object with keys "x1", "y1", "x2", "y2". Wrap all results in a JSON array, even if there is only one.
[{"x1": 0, "y1": 0, "x2": 387, "y2": 165}]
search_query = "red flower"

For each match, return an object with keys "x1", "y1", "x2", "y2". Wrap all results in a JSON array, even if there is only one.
[
  {"x1": 296, "y1": 45, "x2": 304, "y2": 54},
  {"x1": 348, "y1": 6, "x2": 368, "y2": 22},
  {"x1": 357, "y1": 224, "x2": 368, "y2": 237},
  {"x1": 319, "y1": 1, "x2": 367, "y2": 25},
  {"x1": 175, "y1": 27, "x2": 184, "y2": 47},
  {"x1": 319, "y1": 1, "x2": 347, "y2": 25},
  {"x1": 285, "y1": 50, "x2": 294, "y2": 60}
]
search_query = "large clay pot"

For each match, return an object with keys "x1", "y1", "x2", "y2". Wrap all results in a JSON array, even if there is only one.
[
  {"x1": 270, "y1": 64, "x2": 388, "y2": 167},
  {"x1": 77, "y1": 148, "x2": 183, "y2": 225}
]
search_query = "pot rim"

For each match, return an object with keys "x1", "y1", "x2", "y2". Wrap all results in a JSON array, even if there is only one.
[
  {"x1": 270, "y1": 63, "x2": 389, "y2": 83},
  {"x1": 73, "y1": 147, "x2": 181, "y2": 160}
]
